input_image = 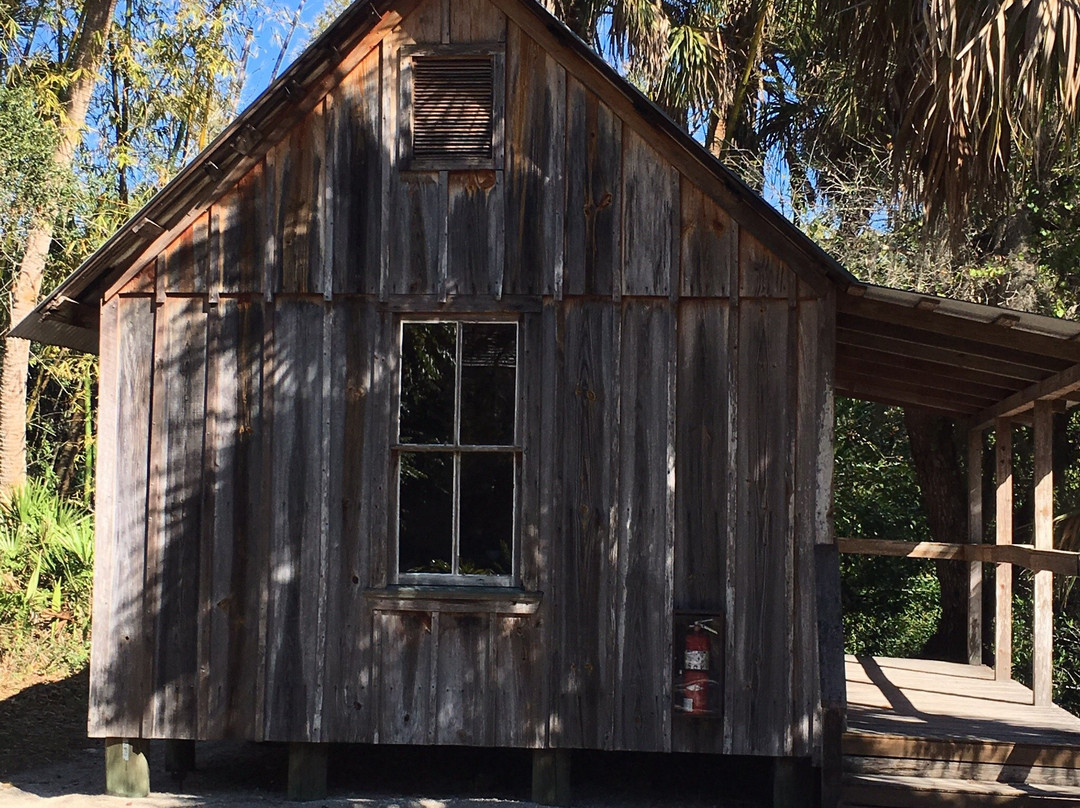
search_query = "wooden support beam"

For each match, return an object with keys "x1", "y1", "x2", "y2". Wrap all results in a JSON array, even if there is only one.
[
  {"x1": 971, "y1": 362, "x2": 1080, "y2": 431},
  {"x1": 532, "y1": 749, "x2": 571, "y2": 806},
  {"x1": 287, "y1": 742, "x2": 328, "y2": 801},
  {"x1": 1034, "y1": 400, "x2": 1054, "y2": 706},
  {"x1": 836, "y1": 344, "x2": 1029, "y2": 395},
  {"x1": 996, "y1": 418, "x2": 1013, "y2": 682},
  {"x1": 835, "y1": 326, "x2": 1048, "y2": 385},
  {"x1": 105, "y1": 738, "x2": 149, "y2": 798},
  {"x1": 833, "y1": 388, "x2": 977, "y2": 418},
  {"x1": 835, "y1": 538, "x2": 1080, "y2": 576},
  {"x1": 967, "y1": 429, "x2": 984, "y2": 665},
  {"x1": 837, "y1": 353, "x2": 1016, "y2": 401},
  {"x1": 815, "y1": 544, "x2": 845, "y2": 808},
  {"x1": 835, "y1": 372, "x2": 985, "y2": 415}
]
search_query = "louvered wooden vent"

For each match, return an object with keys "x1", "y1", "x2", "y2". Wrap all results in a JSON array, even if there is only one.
[{"x1": 413, "y1": 57, "x2": 494, "y2": 160}]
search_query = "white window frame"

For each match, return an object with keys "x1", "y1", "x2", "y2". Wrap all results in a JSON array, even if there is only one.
[{"x1": 393, "y1": 316, "x2": 520, "y2": 587}]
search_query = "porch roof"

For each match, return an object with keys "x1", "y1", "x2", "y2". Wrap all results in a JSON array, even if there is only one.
[{"x1": 835, "y1": 284, "x2": 1080, "y2": 426}]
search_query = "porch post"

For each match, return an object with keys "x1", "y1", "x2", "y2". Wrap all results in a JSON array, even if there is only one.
[
  {"x1": 966, "y1": 428, "x2": 983, "y2": 665},
  {"x1": 1033, "y1": 400, "x2": 1054, "y2": 706},
  {"x1": 995, "y1": 417, "x2": 1013, "y2": 681}
]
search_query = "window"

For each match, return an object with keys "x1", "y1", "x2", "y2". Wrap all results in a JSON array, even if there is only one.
[
  {"x1": 399, "y1": 45, "x2": 504, "y2": 170},
  {"x1": 396, "y1": 320, "x2": 518, "y2": 584}
]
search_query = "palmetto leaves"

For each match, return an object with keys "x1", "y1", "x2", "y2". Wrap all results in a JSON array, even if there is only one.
[{"x1": 808, "y1": 0, "x2": 1080, "y2": 229}]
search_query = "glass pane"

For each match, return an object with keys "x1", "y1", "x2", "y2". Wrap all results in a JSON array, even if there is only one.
[
  {"x1": 398, "y1": 452, "x2": 453, "y2": 574},
  {"x1": 459, "y1": 452, "x2": 513, "y2": 576},
  {"x1": 400, "y1": 322, "x2": 456, "y2": 444},
  {"x1": 460, "y1": 323, "x2": 516, "y2": 446}
]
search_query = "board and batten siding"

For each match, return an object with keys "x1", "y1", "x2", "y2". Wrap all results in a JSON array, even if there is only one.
[{"x1": 89, "y1": 0, "x2": 834, "y2": 759}]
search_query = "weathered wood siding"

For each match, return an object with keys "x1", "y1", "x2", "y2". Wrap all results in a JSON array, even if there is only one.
[{"x1": 90, "y1": 0, "x2": 834, "y2": 759}]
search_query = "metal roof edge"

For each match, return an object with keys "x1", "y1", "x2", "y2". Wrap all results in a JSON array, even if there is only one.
[{"x1": 847, "y1": 283, "x2": 1080, "y2": 339}]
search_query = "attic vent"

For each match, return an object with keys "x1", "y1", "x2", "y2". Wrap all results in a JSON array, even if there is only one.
[{"x1": 412, "y1": 57, "x2": 494, "y2": 160}]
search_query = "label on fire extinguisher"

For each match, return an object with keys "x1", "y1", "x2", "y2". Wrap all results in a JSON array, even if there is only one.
[
  {"x1": 684, "y1": 650, "x2": 708, "y2": 670},
  {"x1": 682, "y1": 697, "x2": 694, "y2": 712}
]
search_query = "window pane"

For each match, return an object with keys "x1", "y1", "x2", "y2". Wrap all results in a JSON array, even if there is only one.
[
  {"x1": 400, "y1": 322, "x2": 456, "y2": 444},
  {"x1": 459, "y1": 452, "x2": 513, "y2": 575},
  {"x1": 460, "y1": 323, "x2": 516, "y2": 446},
  {"x1": 398, "y1": 452, "x2": 453, "y2": 574}
]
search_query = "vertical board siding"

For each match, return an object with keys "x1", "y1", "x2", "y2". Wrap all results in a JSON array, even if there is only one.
[
  {"x1": 740, "y1": 231, "x2": 792, "y2": 299},
  {"x1": 197, "y1": 299, "x2": 268, "y2": 739},
  {"x1": 383, "y1": 0, "x2": 443, "y2": 297},
  {"x1": 216, "y1": 162, "x2": 266, "y2": 294},
  {"x1": 672, "y1": 299, "x2": 730, "y2": 756},
  {"x1": 554, "y1": 301, "x2": 619, "y2": 750},
  {"x1": 450, "y1": 0, "x2": 507, "y2": 42},
  {"x1": 674, "y1": 301, "x2": 729, "y2": 612},
  {"x1": 272, "y1": 109, "x2": 327, "y2": 295},
  {"x1": 533, "y1": 303, "x2": 559, "y2": 749},
  {"x1": 330, "y1": 48, "x2": 382, "y2": 295},
  {"x1": 162, "y1": 214, "x2": 210, "y2": 293},
  {"x1": 435, "y1": 614, "x2": 490, "y2": 745},
  {"x1": 621, "y1": 130, "x2": 677, "y2": 297},
  {"x1": 89, "y1": 299, "x2": 119, "y2": 736},
  {"x1": 728, "y1": 299, "x2": 793, "y2": 757},
  {"x1": 376, "y1": 611, "x2": 436, "y2": 744},
  {"x1": 146, "y1": 296, "x2": 208, "y2": 739},
  {"x1": 199, "y1": 300, "x2": 238, "y2": 737},
  {"x1": 388, "y1": 171, "x2": 446, "y2": 295},
  {"x1": 90, "y1": 0, "x2": 833, "y2": 760},
  {"x1": 492, "y1": 615, "x2": 543, "y2": 747},
  {"x1": 614, "y1": 301, "x2": 673, "y2": 752},
  {"x1": 793, "y1": 296, "x2": 824, "y2": 757},
  {"x1": 323, "y1": 299, "x2": 378, "y2": 742},
  {"x1": 448, "y1": 170, "x2": 504, "y2": 295},
  {"x1": 505, "y1": 23, "x2": 565, "y2": 296},
  {"x1": 680, "y1": 179, "x2": 736, "y2": 298},
  {"x1": 265, "y1": 299, "x2": 327, "y2": 741},
  {"x1": 564, "y1": 79, "x2": 621, "y2": 297},
  {"x1": 232, "y1": 300, "x2": 269, "y2": 738},
  {"x1": 367, "y1": 311, "x2": 395, "y2": 589},
  {"x1": 89, "y1": 297, "x2": 153, "y2": 736}
]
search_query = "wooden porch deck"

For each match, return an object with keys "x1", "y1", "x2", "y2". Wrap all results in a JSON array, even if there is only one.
[
  {"x1": 842, "y1": 656, "x2": 1080, "y2": 805},
  {"x1": 845, "y1": 655, "x2": 1080, "y2": 748}
]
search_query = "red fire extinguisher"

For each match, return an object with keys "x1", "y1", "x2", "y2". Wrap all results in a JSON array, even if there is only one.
[{"x1": 677, "y1": 619, "x2": 718, "y2": 715}]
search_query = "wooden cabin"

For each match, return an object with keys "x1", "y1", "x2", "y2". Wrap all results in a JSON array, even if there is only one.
[{"x1": 17, "y1": 0, "x2": 1080, "y2": 805}]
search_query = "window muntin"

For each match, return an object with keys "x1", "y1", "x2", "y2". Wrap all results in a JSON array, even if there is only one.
[{"x1": 396, "y1": 320, "x2": 517, "y2": 584}]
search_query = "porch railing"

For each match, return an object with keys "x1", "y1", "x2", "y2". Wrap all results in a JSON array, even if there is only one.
[{"x1": 837, "y1": 402, "x2": 1080, "y2": 706}]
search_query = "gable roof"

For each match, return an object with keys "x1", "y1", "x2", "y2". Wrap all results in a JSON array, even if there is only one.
[
  {"x1": 11, "y1": 0, "x2": 856, "y2": 353},
  {"x1": 11, "y1": 0, "x2": 1080, "y2": 428}
]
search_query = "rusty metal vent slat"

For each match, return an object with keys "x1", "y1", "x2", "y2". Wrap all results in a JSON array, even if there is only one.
[{"x1": 413, "y1": 57, "x2": 493, "y2": 159}]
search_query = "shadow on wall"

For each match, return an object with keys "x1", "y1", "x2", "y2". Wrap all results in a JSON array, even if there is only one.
[{"x1": 89, "y1": 83, "x2": 538, "y2": 746}]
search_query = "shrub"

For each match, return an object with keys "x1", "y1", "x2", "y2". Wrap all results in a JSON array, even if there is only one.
[{"x1": 0, "y1": 480, "x2": 94, "y2": 679}]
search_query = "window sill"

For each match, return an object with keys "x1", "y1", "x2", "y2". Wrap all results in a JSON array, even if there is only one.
[{"x1": 364, "y1": 586, "x2": 542, "y2": 615}]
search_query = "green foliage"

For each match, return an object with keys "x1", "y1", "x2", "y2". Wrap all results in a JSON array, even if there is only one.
[
  {"x1": 834, "y1": 398, "x2": 941, "y2": 657},
  {"x1": 0, "y1": 479, "x2": 94, "y2": 676}
]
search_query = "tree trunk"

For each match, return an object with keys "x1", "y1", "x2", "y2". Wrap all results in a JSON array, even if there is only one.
[
  {"x1": 0, "y1": 0, "x2": 118, "y2": 494},
  {"x1": 904, "y1": 409, "x2": 970, "y2": 662}
]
